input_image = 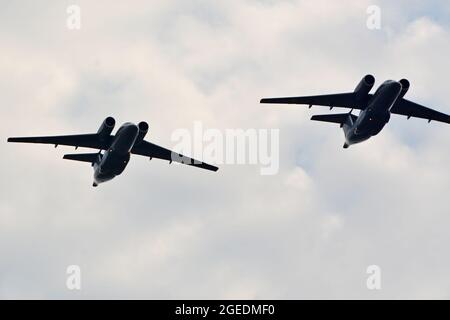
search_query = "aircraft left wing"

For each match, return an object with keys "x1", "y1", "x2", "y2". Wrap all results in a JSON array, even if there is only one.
[
  {"x1": 7, "y1": 134, "x2": 110, "y2": 150},
  {"x1": 391, "y1": 98, "x2": 450, "y2": 124},
  {"x1": 131, "y1": 140, "x2": 219, "y2": 172},
  {"x1": 260, "y1": 93, "x2": 366, "y2": 110}
]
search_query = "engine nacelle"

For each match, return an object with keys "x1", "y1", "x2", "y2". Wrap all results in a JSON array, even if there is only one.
[
  {"x1": 97, "y1": 117, "x2": 116, "y2": 140},
  {"x1": 354, "y1": 74, "x2": 375, "y2": 101},
  {"x1": 398, "y1": 79, "x2": 410, "y2": 100},
  {"x1": 135, "y1": 121, "x2": 149, "y2": 145}
]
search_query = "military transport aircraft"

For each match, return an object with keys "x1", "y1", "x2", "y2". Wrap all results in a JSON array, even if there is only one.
[
  {"x1": 261, "y1": 75, "x2": 450, "y2": 148},
  {"x1": 8, "y1": 117, "x2": 218, "y2": 186}
]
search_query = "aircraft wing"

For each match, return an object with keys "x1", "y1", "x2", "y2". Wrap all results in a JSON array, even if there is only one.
[
  {"x1": 131, "y1": 140, "x2": 219, "y2": 172},
  {"x1": 7, "y1": 134, "x2": 110, "y2": 149},
  {"x1": 260, "y1": 93, "x2": 366, "y2": 110},
  {"x1": 391, "y1": 98, "x2": 450, "y2": 124}
]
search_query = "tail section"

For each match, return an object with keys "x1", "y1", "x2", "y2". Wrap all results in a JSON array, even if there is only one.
[
  {"x1": 311, "y1": 113, "x2": 357, "y2": 127},
  {"x1": 63, "y1": 153, "x2": 101, "y2": 165}
]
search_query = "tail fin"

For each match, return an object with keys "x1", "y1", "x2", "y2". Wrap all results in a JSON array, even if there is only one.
[
  {"x1": 311, "y1": 113, "x2": 357, "y2": 126},
  {"x1": 63, "y1": 153, "x2": 101, "y2": 164}
]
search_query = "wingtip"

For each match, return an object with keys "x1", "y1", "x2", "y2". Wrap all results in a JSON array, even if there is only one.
[{"x1": 203, "y1": 163, "x2": 219, "y2": 172}]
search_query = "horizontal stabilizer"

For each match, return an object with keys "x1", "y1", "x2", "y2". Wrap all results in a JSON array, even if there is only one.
[
  {"x1": 63, "y1": 153, "x2": 100, "y2": 164},
  {"x1": 311, "y1": 113, "x2": 357, "y2": 124}
]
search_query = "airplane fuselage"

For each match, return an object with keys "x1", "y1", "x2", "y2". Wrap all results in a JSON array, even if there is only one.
[
  {"x1": 93, "y1": 123, "x2": 139, "y2": 186},
  {"x1": 343, "y1": 80, "x2": 402, "y2": 148}
]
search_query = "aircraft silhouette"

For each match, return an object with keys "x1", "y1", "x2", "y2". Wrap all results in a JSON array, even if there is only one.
[
  {"x1": 261, "y1": 75, "x2": 450, "y2": 148},
  {"x1": 8, "y1": 117, "x2": 218, "y2": 186}
]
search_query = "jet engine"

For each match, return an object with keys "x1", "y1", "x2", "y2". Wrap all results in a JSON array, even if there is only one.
[
  {"x1": 398, "y1": 79, "x2": 410, "y2": 100},
  {"x1": 354, "y1": 74, "x2": 376, "y2": 101},
  {"x1": 135, "y1": 121, "x2": 149, "y2": 145},
  {"x1": 97, "y1": 117, "x2": 116, "y2": 140}
]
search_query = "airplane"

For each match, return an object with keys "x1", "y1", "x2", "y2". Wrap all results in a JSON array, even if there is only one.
[
  {"x1": 8, "y1": 117, "x2": 218, "y2": 186},
  {"x1": 261, "y1": 75, "x2": 450, "y2": 148}
]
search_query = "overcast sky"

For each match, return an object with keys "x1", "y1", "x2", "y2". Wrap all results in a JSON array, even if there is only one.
[{"x1": 1, "y1": 0, "x2": 450, "y2": 299}]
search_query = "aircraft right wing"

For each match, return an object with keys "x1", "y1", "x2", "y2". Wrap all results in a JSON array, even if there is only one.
[
  {"x1": 131, "y1": 140, "x2": 219, "y2": 172},
  {"x1": 391, "y1": 98, "x2": 450, "y2": 124},
  {"x1": 260, "y1": 93, "x2": 367, "y2": 110},
  {"x1": 7, "y1": 134, "x2": 111, "y2": 150}
]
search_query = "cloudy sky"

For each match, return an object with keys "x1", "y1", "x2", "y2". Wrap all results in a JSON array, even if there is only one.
[{"x1": 1, "y1": 0, "x2": 450, "y2": 299}]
